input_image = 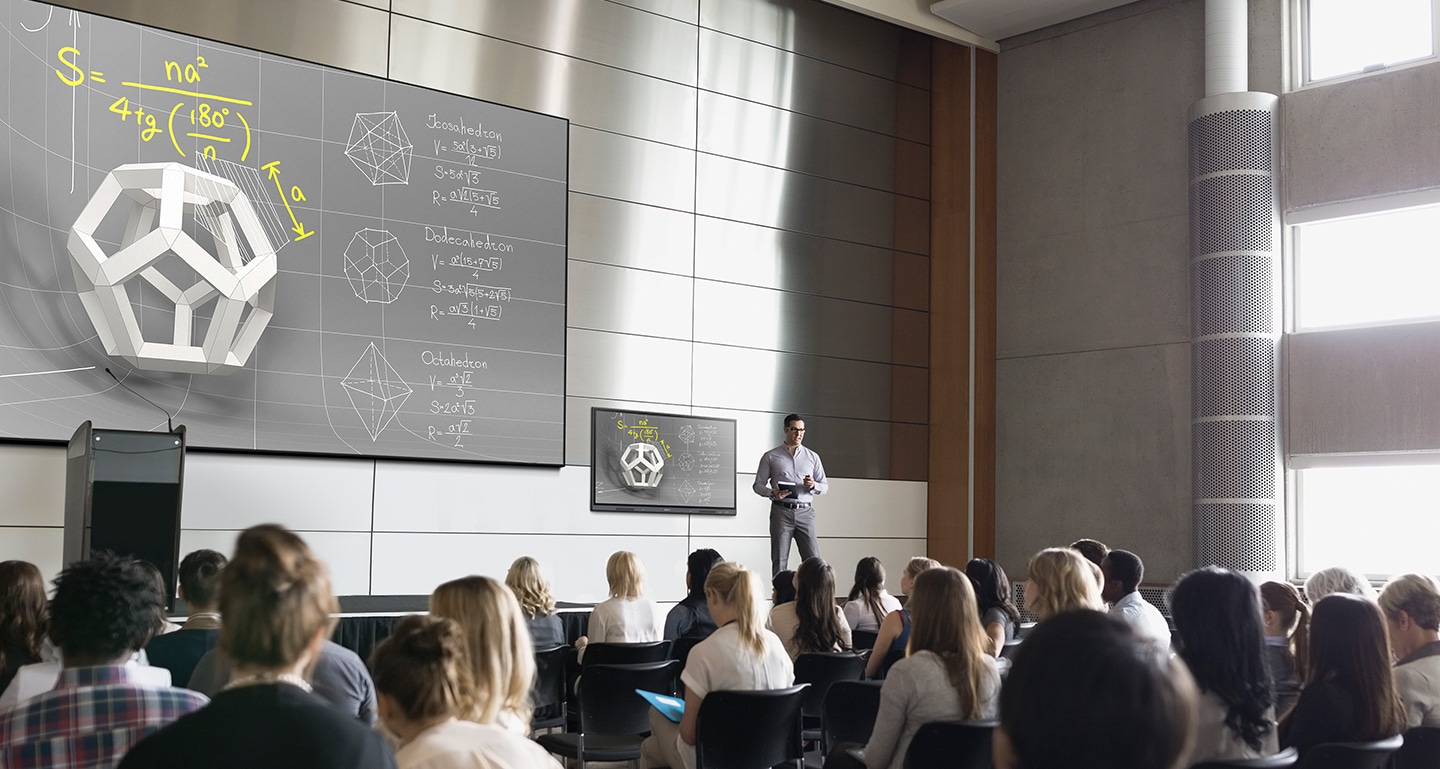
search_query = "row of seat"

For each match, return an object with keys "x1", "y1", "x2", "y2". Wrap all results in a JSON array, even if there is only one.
[{"x1": 1193, "y1": 727, "x2": 1440, "y2": 769}]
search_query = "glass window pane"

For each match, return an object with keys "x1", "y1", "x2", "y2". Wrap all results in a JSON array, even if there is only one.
[
  {"x1": 1294, "y1": 204, "x2": 1440, "y2": 330},
  {"x1": 1297, "y1": 464, "x2": 1440, "y2": 577},
  {"x1": 1308, "y1": 0, "x2": 1433, "y2": 82}
]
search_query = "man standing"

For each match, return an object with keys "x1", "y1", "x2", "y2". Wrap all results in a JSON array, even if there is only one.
[
  {"x1": 754, "y1": 413, "x2": 828, "y2": 576},
  {"x1": 1100, "y1": 549, "x2": 1172, "y2": 649}
]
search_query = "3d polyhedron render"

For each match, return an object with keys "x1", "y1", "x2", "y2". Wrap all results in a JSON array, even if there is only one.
[
  {"x1": 67, "y1": 162, "x2": 278, "y2": 375},
  {"x1": 620, "y1": 442, "x2": 666, "y2": 489}
]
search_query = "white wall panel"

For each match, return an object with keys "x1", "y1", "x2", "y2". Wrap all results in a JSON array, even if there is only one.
[
  {"x1": 691, "y1": 475, "x2": 925, "y2": 540},
  {"x1": 818, "y1": 537, "x2": 930, "y2": 592},
  {"x1": 180, "y1": 453, "x2": 374, "y2": 531},
  {"x1": 568, "y1": 261, "x2": 695, "y2": 340},
  {"x1": 0, "y1": 444, "x2": 65, "y2": 526},
  {"x1": 0, "y1": 527, "x2": 63, "y2": 584},
  {"x1": 685, "y1": 535, "x2": 773, "y2": 581},
  {"x1": 372, "y1": 463, "x2": 688, "y2": 536},
  {"x1": 371, "y1": 532, "x2": 691, "y2": 603},
  {"x1": 566, "y1": 329, "x2": 693, "y2": 404},
  {"x1": 179, "y1": 529, "x2": 374, "y2": 596}
]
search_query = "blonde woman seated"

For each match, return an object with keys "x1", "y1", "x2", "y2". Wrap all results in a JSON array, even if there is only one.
[
  {"x1": 640, "y1": 562, "x2": 793, "y2": 769},
  {"x1": 430, "y1": 576, "x2": 535, "y2": 734},
  {"x1": 576, "y1": 551, "x2": 661, "y2": 654},
  {"x1": 1024, "y1": 547, "x2": 1105, "y2": 621},
  {"x1": 827, "y1": 567, "x2": 1001, "y2": 769},
  {"x1": 767, "y1": 556, "x2": 852, "y2": 661},
  {"x1": 504, "y1": 557, "x2": 564, "y2": 649},
  {"x1": 371, "y1": 615, "x2": 562, "y2": 769},
  {"x1": 864, "y1": 557, "x2": 941, "y2": 679}
]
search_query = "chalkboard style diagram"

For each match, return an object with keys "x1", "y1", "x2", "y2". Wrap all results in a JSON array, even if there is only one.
[
  {"x1": 67, "y1": 162, "x2": 278, "y2": 375},
  {"x1": 345, "y1": 111, "x2": 413, "y2": 186},
  {"x1": 0, "y1": 0, "x2": 568, "y2": 464},
  {"x1": 344, "y1": 229, "x2": 409, "y2": 304},
  {"x1": 591, "y1": 408, "x2": 738, "y2": 515}
]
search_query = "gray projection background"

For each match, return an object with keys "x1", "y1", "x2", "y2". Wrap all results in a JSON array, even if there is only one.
[
  {"x1": 591, "y1": 408, "x2": 738, "y2": 515},
  {"x1": 0, "y1": 0, "x2": 567, "y2": 464}
]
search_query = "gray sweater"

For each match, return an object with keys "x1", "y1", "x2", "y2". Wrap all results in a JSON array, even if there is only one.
[{"x1": 863, "y1": 651, "x2": 999, "y2": 769}]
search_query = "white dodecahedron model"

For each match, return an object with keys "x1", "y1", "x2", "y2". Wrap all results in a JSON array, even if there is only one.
[
  {"x1": 67, "y1": 162, "x2": 278, "y2": 375},
  {"x1": 620, "y1": 442, "x2": 666, "y2": 489}
]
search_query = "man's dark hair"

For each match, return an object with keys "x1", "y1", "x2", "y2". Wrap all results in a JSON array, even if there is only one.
[
  {"x1": 783, "y1": 413, "x2": 803, "y2": 428},
  {"x1": 178, "y1": 549, "x2": 228, "y2": 609},
  {"x1": 686, "y1": 549, "x2": 723, "y2": 599},
  {"x1": 1069, "y1": 538, "x2": 1109, "y2": 567},
  {"x1": 49, "y1": 553, "x2": 164, "y2": 662},
  {"x1": 1104, "y1": 549, "x2": 1144, "y2": 594}
]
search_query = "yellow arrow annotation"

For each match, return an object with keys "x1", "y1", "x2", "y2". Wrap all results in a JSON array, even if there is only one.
[{"x1": 262, "y1": 161, "x2": 314, "y2": 241}]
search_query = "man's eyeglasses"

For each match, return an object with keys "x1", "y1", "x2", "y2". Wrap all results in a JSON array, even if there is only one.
[{"x1": 785, "y1": 427, "x2": 805, "y2": 432}]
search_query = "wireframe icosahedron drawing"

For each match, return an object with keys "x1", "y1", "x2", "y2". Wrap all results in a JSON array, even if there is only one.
[{"x1": 344, "y1": 112, "x2": 412, "y2": 186}]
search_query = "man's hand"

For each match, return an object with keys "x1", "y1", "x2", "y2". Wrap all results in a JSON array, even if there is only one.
[
  {"x1": 803, "y1": 475, "x2": 815, "y2": 490},
  {"x1": 774, "y1": 488, "x2": 792, "y2": 499}
]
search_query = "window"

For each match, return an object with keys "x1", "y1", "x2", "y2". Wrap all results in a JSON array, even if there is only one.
[
  {"x1": 1294, "y1": 461, "x2": 1440, "y2": 578},
  {"x1": 1291, "y1": 201, "x2": 1440, "y2": 331},
  {"x1": 1299, "y1": 0, "x2": 1438, "y2": 86}
]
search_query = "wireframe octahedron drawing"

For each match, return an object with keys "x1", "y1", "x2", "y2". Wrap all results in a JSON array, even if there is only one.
[
  {"x1": 344, "y1": 112, "x2": 413, "y2": 186},
  {"x1": 342, "y1": 342, "x2": 413, "y2": 441},
  {"x1": 620, "y1": 442, "x2": 666, "y2": 489},
  {"x1": 66, "y1": 162, "x2": 278, "y2": 375}
]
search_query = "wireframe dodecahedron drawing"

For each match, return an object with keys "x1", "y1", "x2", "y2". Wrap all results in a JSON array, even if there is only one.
[
  {"x1": 345, "y1": 112, "x2": 412, "y2": 186},
  {"x1": 344, "y1": 229, "x2": 409, "y2": 304},
  {"x1": 342, "y1": 342, "x2": 413, "y2": 441},
  {"x1": 620, "y1": 442, "x2": 665, "y2": 489},
  {"x1": 66, "y1": 162, "x2": 278, "y2": 375}
]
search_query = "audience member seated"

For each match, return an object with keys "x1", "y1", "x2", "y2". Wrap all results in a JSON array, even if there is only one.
[
  {"x1": 1277, "y1": 593, "x2": 1406, "y2": 755},
  {"x1": 136, "y1": 561, "x2": 182, "y2": 637},
  {"x1": 1068, "y1": 538, "x2": 1109, "y2": 570},
  {"x1": 772, "y1": 570, "x2": 797, "y2": 605},
  {"x1": 1304, "y1": 565, "x2": 1377, "y2": 602},
  {"x1": 841, "y1": 556, "x2": 902, "y2": 634},
  {"x1": 995, "y1": 610, "x2": 1198, "y2": 769},
  {"x1": 768, "y1": 556, "x2": 851, "y2": 660},
  {"x1": 504, "y1": 557, "x2": 564, "y2": 649},
  {"x1": 145, "y1": 549, "x2": 226, "y2": 688},
  {"x1": 371, "y1": 615, "x2": 562, "y2": 769},
  {"x1": 118, "y1": 525, "x2": 394, "y2": 769},
  {"x1": 187, "y1": 636, "x2": 378, "y2": 723},
  {"x1": 1022, "y1": 548, "x2": 1103, "y2": 623},
  {"x1": 865, "y1": 557, "x2": 941, "y2": 679},
  {"x1": 1260, "y1": 580, "x2": 1309, "y2": 716},
  {"x1": 0, "y1": 561, "x2": 46, "y2": 697},
  {"x1": 639, "y1": 562, "x2": 793, "y2": 769},
  {"x1": 665, "y1": 549, "x2": 723, "y2": 641},
  {"x1": 1101, "y1": 549, "x2": 1170, "y2": 649},
  {"x1": 575, "y1": 551, "x2": 660, "y2": 654},
  {"x1": 1170, "y1": 566, "x2": 1278, "y2": 762},
  {"x1": 430, "y1": 575, "x2": 535, "y2": 734},
  {"x1": 1379, "y1": 573, "x2": 1440, "y2": 728},
  {"x1": 827, "y1": 567, "x2": 1000, "y2": 769},
  {"x1": 0, "y1": 554, "x2": 207, "y2": 768},
  {"x1": 966, "y1": 558, "x2": 1021, "y2": 657}
]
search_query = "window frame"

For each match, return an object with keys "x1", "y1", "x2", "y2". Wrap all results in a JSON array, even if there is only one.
[{"x1": 1292, "y1": 0, "x2": 1440, "y2": 90}]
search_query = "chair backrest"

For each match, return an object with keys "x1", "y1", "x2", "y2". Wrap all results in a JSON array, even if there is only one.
[
  {"x1": 794, "y1": 653, "x2": 867, "y2": 719},
  {"x1": 852, "y1": 629, "x2": 880, "y2": 651},
  {"x1": 1394, "y1": 726, "x2": 1440, "y2": 769},
  {"x1": 670, "y1": 636, "x2": 704, "y2": 669},
  {"x1": 695, "y1": 685, "x2": 809, "y2": 769},
  {"x1": 999, "y1": 639, "x2": 1023, "y2": 660},
  {"x1": 902, "y1": 720, "x2": 997, "y2": 769},
  {"x1": 1294, "y1": 734, "x2": 1404, "y2": 769},
  {"x1": 575, "y1": 660, "x2": 680, "y2": 736},
  {"x1": 820, "y1": 680, "x2": 884, "y2": 755},
  {"x1": 531, "y1": 645, "x2": 570, "y2": 710},
  {"x1": 582, "y1": 641, "x2": 672, "y2": 667},
  {"x1": 1191, "y1": 747, "x2": 1298, "y2": 769},
  {"x1": 872, "y1": 649, "x2": 905, "y2": 680}
]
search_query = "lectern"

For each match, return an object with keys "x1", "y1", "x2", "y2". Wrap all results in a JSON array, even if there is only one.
[{"x1": 63, "y1": 421, "x2": 187, "y2": 610}]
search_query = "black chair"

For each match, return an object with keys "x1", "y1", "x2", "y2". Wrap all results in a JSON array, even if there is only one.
[
  {"x1": 1192, "y1": 747, "x2": 1298, "y2": 768},
  {"x1": 902, "y1": 720, "x2": 997, "y2": 769},
  {"x1": 1293, "y1": 734, "x2": 1403, "y2": 769},
  {"x1": 530, "y1": 645, "x2": 570, "y2": 732},
  {"x1": 820, "y1": 680, "x2": 883, "y2": 756},
  {"x1": 1394, "y1": 726, "x2": 1440, "y2": 769},
  {"x1": 670, "y1": 636, "x2": 704, "y2": 668},
  {"x1": 852, "y1": 629, "x2": 880, "y2": 651},
  {"x1": 582, "y1": 640, "x2": 672, "y2": 667},
  {"x1": 999, "y1": 638, "x2": 1023, "y2": 660},
  {"x1": 871, "y1": 649, "x2": 905, "y2": 680},
  {"x1": 536, "y1": 660, "x2": 680, "y2": 768},
  {"x1": 794, "y1": 653, "x2": 867, "y2": 740},
  {"x1": 695, "y1": 685, "x2": 809, "y2": 769},
  {"x1": 1016, "y1": 621, "x2": 1037, "y2": 639}
]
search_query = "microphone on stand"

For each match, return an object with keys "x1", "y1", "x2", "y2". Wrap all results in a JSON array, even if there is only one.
[{"x1": 105, "y1": 368, "x2": 175, "y2": 433}]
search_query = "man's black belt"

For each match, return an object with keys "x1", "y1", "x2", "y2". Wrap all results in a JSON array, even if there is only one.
[{"x1": 772, "y1": 499, "x2": 811, "y2": 509}]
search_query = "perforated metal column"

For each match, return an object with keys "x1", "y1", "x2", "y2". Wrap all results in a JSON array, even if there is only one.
[{"x1": 1187, "y1": 93, "x2": 1282, "y2": 576}]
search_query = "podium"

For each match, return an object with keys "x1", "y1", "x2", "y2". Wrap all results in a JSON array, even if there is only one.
[{"x1": 63, "y1": 421, "x2": 187, "y2": 610}]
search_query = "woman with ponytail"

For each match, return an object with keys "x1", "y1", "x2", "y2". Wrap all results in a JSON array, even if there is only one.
[
  {"x1": 768, "y1": 556, "x2": 851, "y2": 660},
  {"x1": 371, "y1": 615, "x2": 561, "y2": 769},
  {"x1": 640, "y1": 562, "x2": 793, "y2": 769},
  {"x1": 842, "y1": 557, "x2": 901, "y2": 633},
  {"x1": 1260, "y1": 581, "x2": 1309, "y2": 716}
]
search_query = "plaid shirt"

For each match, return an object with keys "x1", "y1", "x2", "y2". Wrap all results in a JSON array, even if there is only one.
[{"x1": 0, "y1": 665, "x2": 208, "y2": 769}]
